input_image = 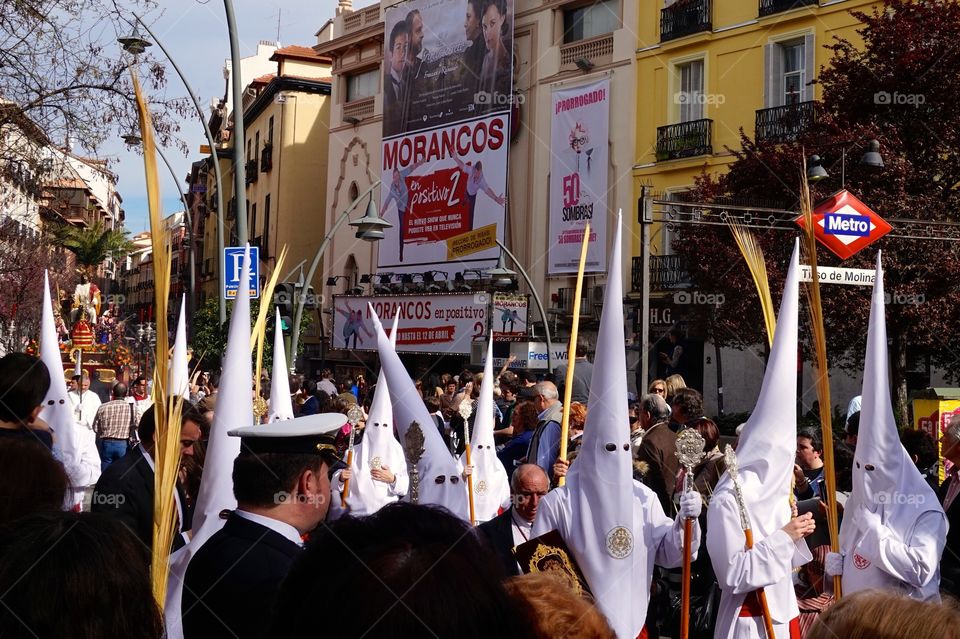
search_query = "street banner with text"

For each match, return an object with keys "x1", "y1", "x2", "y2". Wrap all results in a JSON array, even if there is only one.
[
  {"x1": 332, "y1": 293, "x2": 487, "y2": 355},
  {"x1": 548, "y1": 78, "x2": 609, "y2": 274}
]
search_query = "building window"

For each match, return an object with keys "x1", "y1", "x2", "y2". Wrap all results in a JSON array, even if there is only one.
[
  {"x1": 562, "y1": 0, "x2": 619, "y2": 44},
  {"x1": 346, "y1": 69, "x2": 379, "y2": 102},
  {"x1": 677, "y1": 60, "x2": 704, "y2": 122},
  {"x1": 267, "y1": 116, "x2": 274, "y2": 146},
  {"x1": 263, "y1": 194, "x2": 270, "y2": 256},
  {"x1": 782, "y1": 41, "x2": 804, "y2": 105},
  {"x1": 250, "y1": 202, "x2": 257, "y2": 241},
  {"x1": 254, "y1": 130, "x2": 260, "y2": 159},
  {"x1": 764, "y1": 34, "x2": 814, "y2": 107}
]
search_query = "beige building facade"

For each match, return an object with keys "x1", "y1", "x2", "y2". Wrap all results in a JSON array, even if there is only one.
[{"x1": 314, "y1": 0, "x2": 639, "y2": 374}]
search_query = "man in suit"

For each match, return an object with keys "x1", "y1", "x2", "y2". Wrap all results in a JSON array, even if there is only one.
[
  {"x1": 477, "y1": 463, "x2": 548, "y2": 577},
  {"x1": 635, "y1": 392, "x2": 678, "y2": 516},
  {"x1": 939, "y1": 416, "x2": 960, "y2": 597},
  {"x1": 383, "y1": 20, "x2": 410, "y2": 136},
  {"x1": 92, "y1": 404, "x2": 202, "y2": 552},
  {"x1": 181, "y1": 413, "x2": 346, "y2": 639}
]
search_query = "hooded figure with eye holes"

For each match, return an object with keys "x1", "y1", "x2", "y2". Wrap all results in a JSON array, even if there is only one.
[
  {"x1": 459, "y1": 335, "x2": 511, "y2": 524},
  {"x1": 531, "y1": 214, "x2": 701, "y2": 639},
  {"x1": 825, "y1": 253, "x2": 946, "y2": 602},
  {"x1": 329, "y1": 315, "x2": 409, "y2": 520}
]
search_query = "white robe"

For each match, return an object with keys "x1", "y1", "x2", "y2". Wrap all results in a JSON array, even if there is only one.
[
  {"x1": 68, "y1": 391, "x2": 101, "y2": 431},
  {"x1": 63, "y1": 427, "x2": 101, "y2": 509},
  {"x1": 707, "y1": 490, "x2": 811, "y2": 639},
  {"x1": 328, "y1": 438, "x2": 409, "y2": 520},
  {"x1": 532, "y1": 479, "x2": 695, "y2": 637},
  {"x1": 839, "y1": 508, "x2": 946, "y2": 602}
]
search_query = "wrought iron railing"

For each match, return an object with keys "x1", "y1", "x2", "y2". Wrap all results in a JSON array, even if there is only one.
[
  {"x1": 755, "y1": 101, "x2": 817, "y2": 143},
  {"x1": 661, "y1": 0, "x2": 711, "y2": 42},
  {"x1": 631, "y1": 255, "x2": 692, "y2": 292},
  {"x1": 759, "y1": 0, "x2": 818, "y2": 17},
  {"x1": 656, "y1": 119, "x2": 712, "y2": 161}
]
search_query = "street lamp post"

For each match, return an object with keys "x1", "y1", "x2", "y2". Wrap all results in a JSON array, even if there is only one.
[
  {"x1": 488, "y1": 240, "x2": 554, "y2": 371},
  {"x1": 223, "y1": 0, "x2": 248, "y2": 246},
  {"x1": 121, "y1": 17, "x2": 228, "y2": 325},
  {"x1": 288, "y1": 181, "x2": 390, "y2": 371}
]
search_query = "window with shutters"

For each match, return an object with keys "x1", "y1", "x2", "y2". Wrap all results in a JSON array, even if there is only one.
[
  {"x1": 763, "y1": 34, "x2": 815, "y2": 108},
  {"x1": 677, "y1": 60, "x2": 704, "y2": 122},
  {"x1": 782, "y1": 41, "x2": 804, "y2": 105},
  {"x1": 263, "y1": 194, "x2": 270, "y2": 257}
]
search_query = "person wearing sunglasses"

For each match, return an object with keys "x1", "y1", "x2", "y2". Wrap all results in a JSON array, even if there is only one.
[{"x1": 648, "y1": 379, "x2": 667, "y2": 396}]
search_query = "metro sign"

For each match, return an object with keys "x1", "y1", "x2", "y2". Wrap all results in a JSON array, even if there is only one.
[{"x1": 795, "y1": 189, "x2": 892, "y2": 260}]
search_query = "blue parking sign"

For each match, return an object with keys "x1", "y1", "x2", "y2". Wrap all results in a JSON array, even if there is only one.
[{"x1": 224, "y1": 246, "x2": 260, "y2": 299}]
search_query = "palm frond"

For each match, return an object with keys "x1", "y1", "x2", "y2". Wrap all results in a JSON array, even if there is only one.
[{"x1": 726, "y1": 219, "x2": 776, "y2": 347}]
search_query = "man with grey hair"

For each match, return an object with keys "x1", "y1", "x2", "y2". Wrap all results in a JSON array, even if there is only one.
[
  {"x1": 525, "y1": 381, "x2": 564, "y2": 480},
  {"x1": 553, "y1": 336, "x2": 594, "y2": 404},
  {"x1": 636, "y1": 392, "x2": 678, "y2": 514},
  {"x1": 477, "y1": 463, "x2": 549, "y2": 576}
]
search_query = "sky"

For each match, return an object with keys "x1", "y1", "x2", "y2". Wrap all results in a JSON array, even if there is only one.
[{"x1": 111, "y1": 0, "x2": 352, "y2": 234}]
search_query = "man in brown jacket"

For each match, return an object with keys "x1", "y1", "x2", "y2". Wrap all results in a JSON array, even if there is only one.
[{"x1": 636, "y1": 392, "x2": 678, "y2": 516}]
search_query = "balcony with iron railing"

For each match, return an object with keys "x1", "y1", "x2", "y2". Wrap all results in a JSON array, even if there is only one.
[
  {"x1": 660, "y1": 0, "x2": 711, "y2": 42},
  {"x1": 559, "y1": 33, "x2": 615, "y2": 69},
  {"x1": 245, "y1": 159, "x2": 258, "y2": 184},
  {"x1": 555, "y1": 286, "x2": 602, "y2": 319},
  {"x1": 260, "y1": 144, "x2": 273, "y2": 172},
  {"x1": 631, "y1": 255, "x2": 692, "y2": 293},
  {"x1": 759, "y1": 0, "x2": 818, "y2": 17},
  {"x1": 656, "y1": 119, "x2": 712, "y2": 161},
  {"x1": 755, "y1": 100, "x2": 817, "y2": 143}
]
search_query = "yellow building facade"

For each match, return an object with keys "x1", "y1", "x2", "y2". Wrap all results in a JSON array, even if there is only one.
[{"x1": 632, "y1": 0, "x2": 880, "y2": 258}]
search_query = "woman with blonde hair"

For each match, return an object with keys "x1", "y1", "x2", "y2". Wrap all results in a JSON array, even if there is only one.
[
  {"x1": 664, "y1": 374, "x2": 686, "y2": 404},
  {"x1": 807, "y1": 589, "x2": 960, "y2": 639},
  {"x1": 648, "y1": 379, "x2": 667, "y2": 397},
  {"x1": 504, "y1": 572, "x2": 614, "y2": 639}
]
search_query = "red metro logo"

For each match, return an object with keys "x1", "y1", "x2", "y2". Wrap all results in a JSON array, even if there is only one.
[{"x1": 795, "y1": 189, "x2": 892, "y2": 260}]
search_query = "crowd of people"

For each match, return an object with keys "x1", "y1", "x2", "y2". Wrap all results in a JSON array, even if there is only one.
[{"x1": 2, "y1": 239, "x2": 960, "y2": 638}]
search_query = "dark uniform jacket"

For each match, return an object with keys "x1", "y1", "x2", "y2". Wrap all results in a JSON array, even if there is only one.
[
  {"x1": 182, "y1": 512, "x2": 302, "y2": 639},
  {"x1": 477, "y1": 508, "x2": 522, "y2": 578},
  {"x1": 91, "y1": 445, "x2": 191, "y2": 552},
  {"x1": 938, "y1": 478, "x2": 960, "y2": 597}
]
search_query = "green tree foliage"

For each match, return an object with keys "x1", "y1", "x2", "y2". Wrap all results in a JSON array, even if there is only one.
[{"x1": 52, "y1": 221, "x2": 135, "y2": 268}]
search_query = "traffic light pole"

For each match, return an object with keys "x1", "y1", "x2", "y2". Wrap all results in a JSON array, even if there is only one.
[{"x1": 288, "y1": 181, "x2": 381, "y2": 372}]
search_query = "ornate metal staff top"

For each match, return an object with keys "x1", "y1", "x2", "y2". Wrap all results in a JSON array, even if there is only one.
[
  {"x1": 723, "y1": 444, "x2": 751, "y2": 532},
  {"x1": 403, "y1": 422, "x2": 426, "y2": 503},
  {"x1": 459, "y1": 400, "x2": 473, "y2": 445},
  {"x1": 346, "y1": 404, "x2": 363, "y2": 451},
  {"x1": 676, "y1": 429, "x2": 706, "y2": 495}
]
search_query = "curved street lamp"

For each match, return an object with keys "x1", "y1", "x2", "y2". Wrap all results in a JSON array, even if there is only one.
[
  {"x1": 121, "y1": 15, "x2": 229, "y2": 324},
  {"x1": 288, "y1": 181, "x2": 389, "y2": 371}
]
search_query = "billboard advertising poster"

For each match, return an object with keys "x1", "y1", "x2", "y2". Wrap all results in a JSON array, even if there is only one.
[
  {"x1": 380, "y1": 0, "x2": 514, "y2": 272},
  {"x1": 331, "y1": 294, "x2": 487, "y2": 355},
  {"x1": 492, "y1": 292, "x2": 527, "y2": 339},
  {"x1": 548, "y1": 78, "x2": 610, "y2": 274}
]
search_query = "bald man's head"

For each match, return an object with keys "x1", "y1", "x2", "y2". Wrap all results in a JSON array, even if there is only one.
[{"x1": 511, "y1": 464, "x2": 549, "y2": 522}]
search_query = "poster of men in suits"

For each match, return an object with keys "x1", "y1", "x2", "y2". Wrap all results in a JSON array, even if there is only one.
[{"x1": 380, "y1": 0, "x2": 514, "y2": 271}]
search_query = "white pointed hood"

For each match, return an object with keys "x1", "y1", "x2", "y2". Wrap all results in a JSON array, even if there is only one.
[
  {"x1": 39, "y1": 272, "x2": 79, "y2": 465},
  {"x1": 333, "y1": 314, "x2": 407, "y2": 517},
  {"x1": 372, "y1": 305, "x2": 469, "y2": 520},
  {"x1": 560, "y1": 213, "x2": 638, "y2": 638},
  {"x1": 714, "y1": 239, "x2": 800, "y2": 533},
  {"x1": 268, "y1": 308, "x2": 294, "y2": 421},
  {"x1": 841, "y1": 252, "x2": 944, "y2": 546},
  {"x1": 165, "y1": 246, "x2": 253, "y2": 637},
  {"x1": 459, "y1": 335, "x2": 510, "y2": 522},
  {"x1": 169, "y1": 295, "x2": 189, "y2": 400}
]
